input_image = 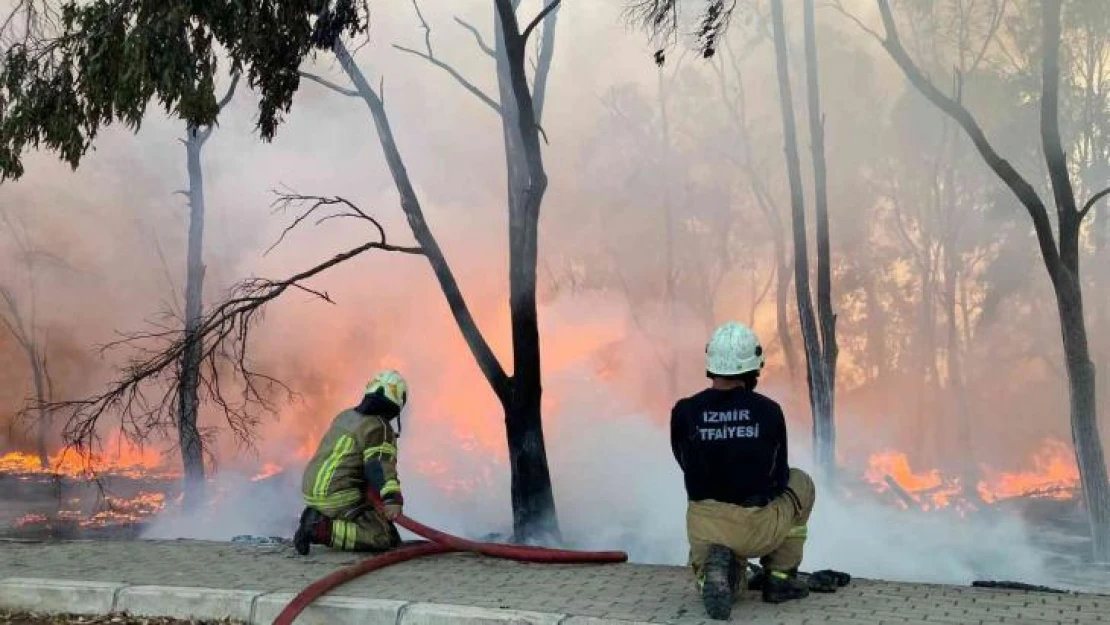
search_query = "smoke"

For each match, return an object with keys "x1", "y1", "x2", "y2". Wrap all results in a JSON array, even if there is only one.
[
  {"x1": 138, "y1": 287, "x2": 1071, "y2": 592},
  {"x1": 2, "y1": 0, "x2": 1108, "y2": 592}
]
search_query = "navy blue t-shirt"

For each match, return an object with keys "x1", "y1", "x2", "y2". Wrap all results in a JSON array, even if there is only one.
[{"x1": 670, "y1": 387, "x2": 790, "y2": 505}]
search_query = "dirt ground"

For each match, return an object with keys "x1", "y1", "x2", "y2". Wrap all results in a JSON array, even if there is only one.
[{"x1": 0, "y1": 612, "x2": 243, "y2": 625}]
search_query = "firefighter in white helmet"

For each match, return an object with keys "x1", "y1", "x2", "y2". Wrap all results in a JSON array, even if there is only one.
[
  {"x1": 294, "y1": 369, "x2": 408, "y2": 555},
  {"x1": 670, "y1": 322, "x2": 815, "y2": 618}
]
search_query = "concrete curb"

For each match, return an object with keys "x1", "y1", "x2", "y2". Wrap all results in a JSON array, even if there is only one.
[
  {"x1": 0, "y1": 578, "x2": 652, "y2": 625},
  {"x1": 116, "y1": 586, "x2": 263, "y2": 621},
  {"x1": 252, "y1": 593, "x2": 407, "y2": 625},
  {"x1": 0, "y1": 578, "x2": 125, "y2": 616}
]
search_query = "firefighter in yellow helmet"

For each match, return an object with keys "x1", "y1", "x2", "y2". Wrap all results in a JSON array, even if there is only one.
[
  {"x1": 671, "y1": 322, "x2": 816, "y2": 618},
  {"x1": 294, "y1": 369, "x2": 408, "y2": 555}
]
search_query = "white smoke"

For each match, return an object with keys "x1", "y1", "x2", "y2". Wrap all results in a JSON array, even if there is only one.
[{"x1": 143, "y1": 290, "x2": 1073, "y2": 594}]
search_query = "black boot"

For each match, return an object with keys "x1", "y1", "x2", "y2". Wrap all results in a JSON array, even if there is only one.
[
  {"x1": 293, "y1": 507, "x2": 330, "y2": 556},
  {"x1": 762, "y1": 569, "x2": 810, "y2": 604},
  {"x1": 700, "y1": 544, "x2": 737, "y2": 620}
]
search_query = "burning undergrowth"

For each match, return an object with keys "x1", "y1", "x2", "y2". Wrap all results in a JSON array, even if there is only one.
[
  {"x1": 0, "y1": 296, "x2": 1102, "y2": 592},
  {"x1": 0, "y1": 442, "x2": 296, "y2": 541}
]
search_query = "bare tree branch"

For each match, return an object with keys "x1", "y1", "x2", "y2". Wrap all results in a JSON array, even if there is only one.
[
  {"x1": 827, "y1": 0, "x2": 884, "y2": 42},
  {"x1": 216, "y1": 72, "x2": 241, "y2": 111},
  {"x1": 393, "y1": 44, "x2": 502, "y2": 113},
  {"x1": 876, "y1": 0, "x2": 1060, "y2": 272},
  {"x1": 522, "y1": 1, "x2": 561, "y2": 45},
  {"x1": 333, "y1": 38, "x2": 513, "y2": 400},
  {"x1": 411, "y1": 0, "x2": 433, "y2": 57},
  {"x1": 299, "y1": 70, "x2": 359, "y2": 97},
  {"x1": 41, "y1": 190, "x2": 422, "y2": 464},
  {"x1": 0, "y1": 0, "x2": 59, "y2": 49},
  {"x1": 1081, "y1": 186, "x2": 1110, "y2": 219},
  {"x1": 392, "y1": 1, "x2": 501, "y2": 114},
  {"x1": 265, "y1": 192, "x2": 415, "y2": 256},
  {"x1": 455, "y1": 16, "x2": 496, "y2": 58},
  {"x1": 531, "y1": 0, "x2": 560, "y2": 123},
  {"x1": 0, "y1": 285, "x2": 32, "y2": 352}
]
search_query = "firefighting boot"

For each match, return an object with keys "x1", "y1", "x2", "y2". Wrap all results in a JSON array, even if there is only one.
[
  {"x1": 762, "y1": 569, "x2": 810, "y2": 604},
  {"x1": 700, "y1": 544, "x2": 738, "y2": 620},
  {"x1": 293, "y1": 507, "x2": 331, "y2": 556}
]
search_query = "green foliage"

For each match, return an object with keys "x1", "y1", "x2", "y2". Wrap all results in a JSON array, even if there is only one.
[{"x1": 0, "y1": 0, "x2": 368, "y2": 181}]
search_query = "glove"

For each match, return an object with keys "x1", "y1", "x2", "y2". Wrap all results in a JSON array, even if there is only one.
[
  {"x1": 384, "y1": 502, "x2": 403, "y2": 521},
  {"x1": 807, "y1": 569, "x2": 851, "y2": 592}
]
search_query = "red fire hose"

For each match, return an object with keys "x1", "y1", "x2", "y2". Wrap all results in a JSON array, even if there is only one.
[{"x1": 272, "y1": 494, "x2": 628, "y2": 625}]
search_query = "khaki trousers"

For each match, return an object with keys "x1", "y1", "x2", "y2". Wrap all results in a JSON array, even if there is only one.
[
  {"x1": 687, "y1": 468, "x2": 816, "y2": 581},
  {"x1": 320, "y1": 503, "x2": 401, "y2": 552}
]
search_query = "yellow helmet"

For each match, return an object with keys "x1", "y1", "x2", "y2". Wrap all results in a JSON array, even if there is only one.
[{"x1": 365, "y1": 369, "x2": 408, "y2": 410}]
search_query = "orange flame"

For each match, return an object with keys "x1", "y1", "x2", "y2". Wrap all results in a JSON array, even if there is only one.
[
  {"x1": 977, "y1": 439, "x2": 1079, "y2": 503},
  {"x1": 250, "y1": 462, "x2": 285, "y2": 482},
  {"x1": 866, "y1": 438, "x2": 1080, "y2": 511},
  {"x1": 0, "y1": 439, "x2": 178, "y2": 479}
]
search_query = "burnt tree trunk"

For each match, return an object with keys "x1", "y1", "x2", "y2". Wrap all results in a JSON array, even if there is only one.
[
  {"x1": 1040, "y1": 1, "x2": 1109, "y2": 559},
  {"x1": 1055, "y1": 265, "x2": 1110, "y2": 557},
  {"x1": 179, "y1": 124, "x2": 208, "y2": 508},
  {"x1": 494, "y1": 0, "x2": 560, "y2": 541},
  {"x1": 175, "y1": 77, "x2": 235, "y2": 508},
  {"x1": 770, "y1": 0, "x2": 833, "y2": 478},
  {"x1": 334, "y1": 0, "x2": 562, "y2": 541},
  {"x1": 803, "y1": 0, "x2": 837, "y2": 479}
]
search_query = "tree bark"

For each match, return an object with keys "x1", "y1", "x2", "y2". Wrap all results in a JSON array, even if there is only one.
[
  {"x1": 770, "y1": 0, "x2": 832, "y2": 478},
  {"x1": 335, "y1": 0, "x2": 563, "y2": 538},
  {"x1": 802, "y1": 0, "x2": 837, "y2": 479},
  {"x1": 1040, "y1": 0, "x2": 1110, "y2": 560},
  {"x1": 178, "y1": 125, "x2": 208, "y2": 508},
  {"x1": 494, "y1": 0, "x2": 560, "y2": 542}
]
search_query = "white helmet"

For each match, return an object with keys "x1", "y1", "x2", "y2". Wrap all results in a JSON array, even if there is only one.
[
  {"x1": 365, "y1": 369, "x2": 408, "y2": 410},
  {"x1": 705, "y1": 321, "x2": 764, "y2": 376}
]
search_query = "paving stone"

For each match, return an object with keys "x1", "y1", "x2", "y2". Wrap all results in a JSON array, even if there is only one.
[{"x1": 0, "y1": 541, "x2": 1106, "y2": 624}]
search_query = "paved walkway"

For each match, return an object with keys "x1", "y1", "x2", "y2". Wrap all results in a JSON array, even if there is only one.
[{"x1": 0, "y1": 540, "x2": 1106, "y2": 624}]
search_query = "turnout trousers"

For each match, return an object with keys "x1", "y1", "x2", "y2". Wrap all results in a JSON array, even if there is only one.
[
  {"x1": 686, "y1": 468, "x2": 816, "y2": 583},
  {"x1": 317, "y1": 501, "x2": 401, "y2": 552}
]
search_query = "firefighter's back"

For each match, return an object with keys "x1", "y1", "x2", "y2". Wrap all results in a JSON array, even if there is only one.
[{"x1": 301, "y1": 409, "x2": 384, "y2": 512}]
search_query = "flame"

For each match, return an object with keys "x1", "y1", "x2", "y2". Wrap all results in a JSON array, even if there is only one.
[
  {"x1": 82, "y1": 492, "x2": 167, "y2": 527},
  {"x1": 977, "y1": 439, "x2": 1080, "y2": 503},
  {"x1": 866, "y1": 438, "x2": 1080, "y2": 511},
  {"x1": 864, "y1": 451, "x2": 965, "y2": 510},
  {"x1": 0, "y1": 436, "x2": 178, "y2": 479},
  {"x1": 250, "y1": 462, "x2": 284, "y2": 482}
]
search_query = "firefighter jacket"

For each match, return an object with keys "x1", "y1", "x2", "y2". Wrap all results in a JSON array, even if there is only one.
[
  {"x1": 301, "y1": 408, "x2": 402, "y2": 512},
  {"x1": 670, "y1": 387, "x2": 790, "y2": 506}
]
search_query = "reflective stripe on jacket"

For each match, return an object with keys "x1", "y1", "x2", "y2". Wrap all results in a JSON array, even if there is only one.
[{"x1": 301, "y1": 408, "x2": 402, "y2": 510}]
